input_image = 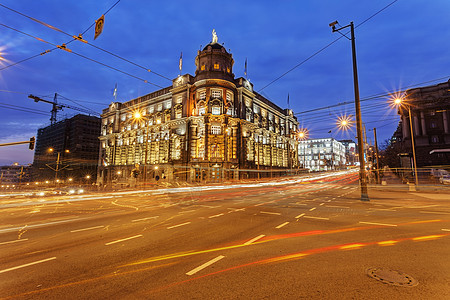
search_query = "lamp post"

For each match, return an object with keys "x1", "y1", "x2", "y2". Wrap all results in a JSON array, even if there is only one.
[
  {"x1": 46, "y1": 148, "x2": 70, "y2": 183},
  {"x1": 330, "y1": 20, "x2": 369, "y2": 201},
  {"x1": 394, "y1": 97, "x2": 419, "y2": 186}
]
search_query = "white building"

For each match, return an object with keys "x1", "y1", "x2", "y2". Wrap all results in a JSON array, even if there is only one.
[{"x1": 298, "y1": 138, "x2": 346, "y2": 171}]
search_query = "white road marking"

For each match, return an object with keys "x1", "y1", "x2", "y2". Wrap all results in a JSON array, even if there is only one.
[
  {"x1": 244, "y1": 234, "x2": 265, "y2": 245},
  {"x1": 303, "y1": 216, "x2": 329, "y2": 220},
  {"x1": 420, "y1": 211, "x2": 450, "y2": 215},
  {"x1": 0, "y1": 238, "x2": 28, "y2": 246},
  {"x1": 186, "y1": 255, "x2": 225, "y2": 276},
  {"x1": 359, "y1": 221, "x2": 397, "y2": 227},
  {"x1": 254, "y1": 203, "x2": 266, "y2": 206},
  {"x1": 0, "y1": 257, "x2": 56, "y2": 274},
  {"x1": 309, "y1": 207, "x2": 316, "y2": 211},
  {"x1": 442, "y1": 229, "x2": 450, "y2": 232},
  {"x1": 166, "y1": 222, "x2": 191, "y2": 229},
  {"x1": 209, "y1": 213, "x2": 224, "y2": 218},
  {"x1": 105, "y1": 234, "x2": 143, "y2": 245},
  {"x1": 131, "y1": 216, "x2": 159, "y2": 222},
  {"x1": 319, "y1": 203, "x2": 325, "y2": 206},
  {"x1": 368, "y1": 208, "x2": 397, "y2": 211},
  {"x1": 70, "y1": 225, "x2": 104, "y2": 233},
  {"x1": 342, "y1": 186, "x2": 350, "y2": 189},
  {"x1": 276, "y1": 222, "x2": 289, "y2": 229},
  {"x1": 295, "y1": 213, "x2": 305, "y2": 219},
  {"x1": 325, "y1": 205, "x2": 350, "y2": 209}
]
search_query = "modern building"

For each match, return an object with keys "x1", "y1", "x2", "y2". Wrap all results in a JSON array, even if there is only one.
[
  {"x1": 397, "y1": 79, "x2": 450, "y2": 167},
  {"x1": 339, "y1": 139, "x2": 358, "y2": 166},
  {"x1": 32, "y1": 114, "x2": 101, "y2": 182},
  {"x1": 98, "y1": 32, "x2": 299, "y2": 185},
  {"x1": 298, "y1": 138, "x2": 346, "y2": 171}
]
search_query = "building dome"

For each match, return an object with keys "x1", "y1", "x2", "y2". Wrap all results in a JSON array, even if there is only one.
[
  {"x1": 195, "y1": 30, "x2": 234, "y2": 82},
  {"x1": 202, "y1": 42, "x2": 226, "y2": 51}
]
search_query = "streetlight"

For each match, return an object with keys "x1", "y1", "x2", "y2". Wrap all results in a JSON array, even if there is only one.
[
  {"x1": 330, "y1": 20, "x2": 369, "y2": 201},
  {"x1": 298, "y1": 129, "x2": 309, "y2": 169},
  {"x1": 392, "y1": 96, "x2": 419, "y2": 186},
  {"x1": 47, "y1": 148, "x2": 70, "y2": 182}
]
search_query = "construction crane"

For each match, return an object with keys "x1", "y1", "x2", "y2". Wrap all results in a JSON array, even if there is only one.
[{"x1": 28, "y1": 93, "x2": 99, "y2": 124}]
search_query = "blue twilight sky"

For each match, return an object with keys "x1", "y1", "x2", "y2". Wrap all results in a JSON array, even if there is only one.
[{"x1": 0, "y1": 0, "x2": 449, "y2": 165}]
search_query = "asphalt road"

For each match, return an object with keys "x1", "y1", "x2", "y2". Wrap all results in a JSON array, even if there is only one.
[{"x1": 1, "y1": 171, "x2": 449, "y2": 299}]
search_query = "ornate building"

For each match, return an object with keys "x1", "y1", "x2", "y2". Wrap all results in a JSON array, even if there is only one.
[
  {"x1": 397, "y1": 79, "x2": 450, "y2": 167},
  {"x1": 98, "y1": 32, "x2": 299, "y2": 185}
]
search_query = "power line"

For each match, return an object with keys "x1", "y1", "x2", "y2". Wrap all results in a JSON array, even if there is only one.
[
  {"x1": 0, "y1": 23, "x2": 164, "y2": 88},
  {"x1": 0, "y1": 2, "x2": 172, "y2": 81},
  {"x1": 0, "y1": 102, "x2": 49, "y2": 116},
  {"x1": 258, "y1": 0, "x2": 400, "y2": 92}
]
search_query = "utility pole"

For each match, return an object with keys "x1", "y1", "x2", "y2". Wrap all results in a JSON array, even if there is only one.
[
  {"x1": 331, "y1": 20, "x2": 369, "y2": 201},
  {"x1": 373, "y1": 128, "x2": 380, "y2": 184}
]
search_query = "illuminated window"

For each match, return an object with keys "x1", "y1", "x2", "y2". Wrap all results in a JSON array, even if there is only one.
[
  {"x1": 212, "y1": 106, "x2": 220, "y2": 115},
  {"x1": 227, "y1": 67, "x2": 230, "y2": 73},
  {"x1": 199, "y1": 90, "x2": 206, "y2": 100},
  {"x1": 175, "y1": 109, "x2": 182, "y2": 119},
  {"x1": 211, "y1": 125, "x2": 221, "y2": 135},
  {"x1": 214, "y1": 63, "x2": 219, "y2": 69},
  {"x1": 201, "y1": 65, "x2": 205, "y2": 71},
  {"x1": 211, "y1": 90, "x2": 221, "y2": 98},
  {"x1": 226, "y1": 92, "x2": 232, "y2": 102},
  {"x1": 156, "y1": 118, "x2": 161, "y2": 124}
]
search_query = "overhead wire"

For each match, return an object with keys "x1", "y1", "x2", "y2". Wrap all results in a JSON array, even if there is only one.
[
  {"x1": 0, "y1": 23, "x2": 164, "y2": 88},
  {"x1": 0, "y1": 2, "x2": 172, "y2": 81},
  {"x1": 258, "y1": 0, "x2": 400, "y2": 92}
]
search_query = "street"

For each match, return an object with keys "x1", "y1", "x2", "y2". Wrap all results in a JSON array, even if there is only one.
[{"x1": 1, "y1": 170, "x2": 450, "y2": 299}]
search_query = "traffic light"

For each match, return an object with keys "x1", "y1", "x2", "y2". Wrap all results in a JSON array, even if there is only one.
[
  {"x1": 132, "y1": 169, "x2": 140, "y2": 178},
  {"x1": 29, "y1": 137, "x2": 35, "y2": 150}
]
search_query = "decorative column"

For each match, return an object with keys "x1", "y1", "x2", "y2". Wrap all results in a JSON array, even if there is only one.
[
  {"x1": 443, "y1": 111, "x2": 449, "y2": 134},
  {"x1": 420, "y1": 111, "x2": 427, "y2": 136}
]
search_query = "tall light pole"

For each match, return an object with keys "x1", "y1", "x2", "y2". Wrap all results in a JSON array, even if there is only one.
[
  {"x1": 330, "y1": 20, "x2": 369, "y2": 201},
  {"x1": 46, "y1": 148, "x2": 70, "y2": 182},
  {"x1": 393, "y1": 97, "x2": 418, "y2": 186}
]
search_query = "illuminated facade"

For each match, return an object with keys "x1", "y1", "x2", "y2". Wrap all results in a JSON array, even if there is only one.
[
  {"x1": 98, "y1": 33, "x2": 299, "y2": 185},
  {"x1": 298, "y1": 138, "x2": 346, "y2": 171}
]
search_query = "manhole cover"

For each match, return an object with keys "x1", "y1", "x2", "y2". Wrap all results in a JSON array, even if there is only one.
[{"x1": 366, "y1": 267, "x2": 418, "y2": 287}]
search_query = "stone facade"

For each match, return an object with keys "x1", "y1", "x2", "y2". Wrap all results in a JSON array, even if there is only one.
[
  {"x1": 98, "y1": 35, "x2": 299, "y2": 185},
  {"x1": 398, "y1": 79, "x2": 450, "y2": 167}
]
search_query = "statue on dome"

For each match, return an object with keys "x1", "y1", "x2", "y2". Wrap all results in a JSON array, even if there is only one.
[{"x1": 212, "y1": 29, "x2": 218, "y2": 44}]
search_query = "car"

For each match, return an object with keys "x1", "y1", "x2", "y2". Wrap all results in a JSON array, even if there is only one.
[
  {"x1": 439, "y1": 175, "x2": 450, "y2": 185},
  {"x1": 63, "y1": 187, "x2": 85, "y2": 195}
]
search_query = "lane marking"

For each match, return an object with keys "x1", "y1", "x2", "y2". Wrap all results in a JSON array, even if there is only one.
[
  {"x1": 244, "y1": 234, "x2": 265, "y2": 245},
  {"x1": 303, "y1": 216, "x2": 329, "y2": 220},
  {"x1": 260, "y1": 211, "x2": 281, "y2": 215},
  {"x1": 209, "y1": 213, "x2": 224, "y2": 219},
  {"x1": 105, "y1": 234, "x2": 143, "y2": 245},
  {"x1": 186, "y1": 255, "x2": 225, "y2": 276},
  {"x1": 309, "y1": 207, "x2": 316, "y2": 211},
  {"x1": 319, "y1": 203, "x2": 325, "y2": 206},
  {"x1": 420, "y1": 211, "x2": 450, "y2": 215},
  {"x1": 0, "y1": 257, "x2": 56, "y2": 274},
  {"x1": 325, "y1": 205, "x2": 350, "y2": 209},
  {"x1": 359, "y1": 221, "x2": 397, "y2": 227},
  {"x1": 132, "y1": 216, "x2": 159, "y2": 222},
  {"x1": 254, "y1": 203, "x2": 266, "y2": 207},
  {"x1": 70, "y1": 225, "x2": 104, "y2": 233},
  {"x1": 276, "y1": 222, "x2": 289, "y2": 229},
  {"x1": 442, "y1": 229, "x2": 450, "y2": 232},
  {"x1": 295, "y1": 213, "x2": 305, "y2": 219},
  {"x1": 167, "y1": 222, "x2": 191, "y2": 229},
  {"x1": 0, "y1": 238, "x2": 28, "y2": 246}
]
